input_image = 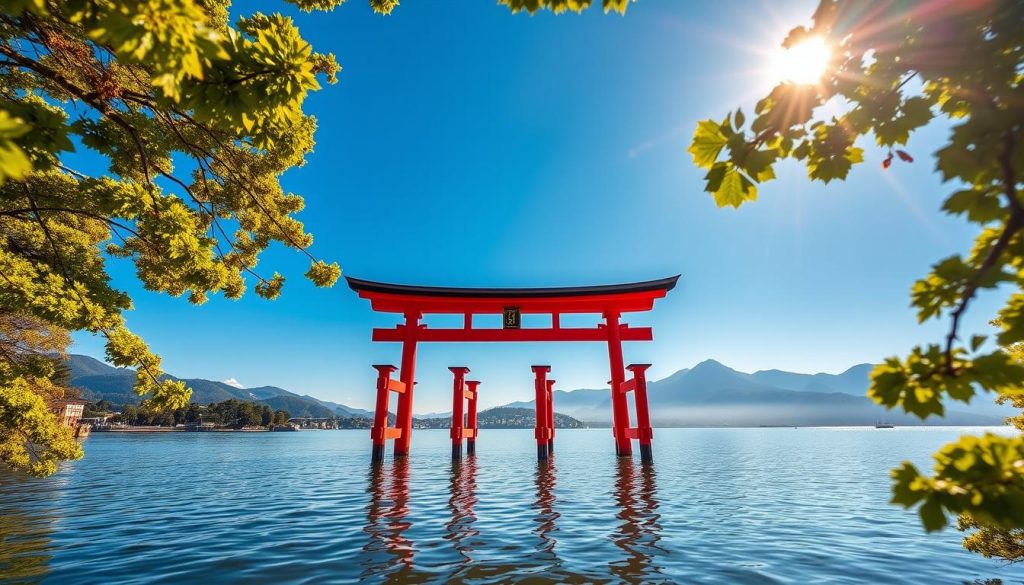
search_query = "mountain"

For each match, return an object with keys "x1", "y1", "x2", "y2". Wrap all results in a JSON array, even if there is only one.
[
  {"x1": 495, "y1": 359, "x2": 1007, "y2": 427},
  {"x1": 747, "y1": 363, "x2": 874, "y2": 396},
  {"x1": 258, "y1": 395, "x2": 336, "y2": 419},
  {"x1": 67, "y1": 354, "x2": 365, "y2": 418},
  {"x1": 68, "y1": 354, "x2": 129, "y2": 378}
]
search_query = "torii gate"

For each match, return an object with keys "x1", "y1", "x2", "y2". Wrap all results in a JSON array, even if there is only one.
[{"x1": 348, "y1": 275, "x2": 679, "y2": 464}]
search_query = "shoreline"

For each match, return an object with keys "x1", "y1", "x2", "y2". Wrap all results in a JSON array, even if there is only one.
[
  {"x1": 89, "y1": 423, "x2": 1013, "y2": 434},
  {"x1": 92, "y1": 427, "x2": 270, "y2": 433}
]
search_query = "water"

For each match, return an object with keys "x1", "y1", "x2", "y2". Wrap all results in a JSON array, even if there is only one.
[{"x1": 1, "y1": 427, "x2": 1022, "y2": 584}]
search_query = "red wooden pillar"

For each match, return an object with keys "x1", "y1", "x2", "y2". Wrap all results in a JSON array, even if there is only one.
[
  {"x1": 605, "y1": 311, "x2": 632, "y2": 456},
  {"x1": 449, "y1": 367, "x2": 470, "y2": 459},
  {"x1": 627, "y1": 364, "x2": 654, "y2": 463},
  {"x1": 394, "y1": 312, "x2": 420, "y2": 457},
  {"x1": 532, "y1": 365, "x2": 551, "y2": 460},
  {"x1": 546, "y1": 379, "x2": 555, "y2": 454},
  {"x1": 371, "y1": 365, "x2": 397, "y2": 462},
  {"x1": 465, "y1": 380, "x2": 480, "y2": 455}
]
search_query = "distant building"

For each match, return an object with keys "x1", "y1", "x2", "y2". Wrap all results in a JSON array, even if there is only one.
[
  {"x1": 50, "y1": 399, "x2": 89, "y2": 437},
  {"x1": 288, "y1": 417, "x2": 338, "y2": 430},
  {"x1": 50, "y1": 399, "x2": 85, "y2": 428}
]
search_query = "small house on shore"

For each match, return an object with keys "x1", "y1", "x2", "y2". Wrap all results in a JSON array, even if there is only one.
[{"x1": 50, "y1": 399, "x2": 89, "y2": 437}]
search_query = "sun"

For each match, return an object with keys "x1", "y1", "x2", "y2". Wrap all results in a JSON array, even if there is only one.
[{"x1": 768, "y1": 36, "x2": 831, "y2": 85}]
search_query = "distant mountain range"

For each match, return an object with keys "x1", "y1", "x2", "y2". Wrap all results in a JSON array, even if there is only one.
[
  {"x1": 68, "y1": 354, "x2": 373, "y2": 418},
  {"x1": 500, "y1": 359, "x2": 1010, "y2": 427},
  {"x1": 68, "y1": 354, "x2": 1011, "y2": 426}
]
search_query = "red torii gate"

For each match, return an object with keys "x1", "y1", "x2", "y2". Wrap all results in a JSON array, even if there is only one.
[{"x1": 348, "y1": 275, "x2": 679, "y2": 463}]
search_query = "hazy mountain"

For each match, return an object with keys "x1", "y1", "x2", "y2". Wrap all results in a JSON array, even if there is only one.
[
  {"x1": 497, "y1": 359, "x2": 1006, "y2": 427},
  {"x1": 747, "y1": 363, "x2": 874, "y2": 396},
  {"x1": 67, "y1": 354, "x2": 367, "y2": 418}
]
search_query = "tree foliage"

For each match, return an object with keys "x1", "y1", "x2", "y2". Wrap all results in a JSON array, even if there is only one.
[
  {"x1": 689, "y1": 1, "x2": 1024, "y2": 532},
  {"x1": 0, "y1": 309, "x2": 81, "y2": 476},
  {"x1": 956, "y1": 326, "x2": 1024, "y2": 563},
  {"x1": 497, "y1": 0, "x2": 630, "y2": 15},
  {"x1": 0, "y1": 0, "x2": 367, "y2": 475}
]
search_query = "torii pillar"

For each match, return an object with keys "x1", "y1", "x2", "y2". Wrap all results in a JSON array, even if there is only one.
[
  {"x1": 466, "y1": 380, "x2": 480, "y2": 455},
  {"x1": 532, "y1": 366, "x2": 552, "y2": 460},
  {"x1": 546, "y1": 379, "x2": 555, "y2": 454},
  {"x1": 606, "y1": 310, "x2": 632, "y2": 457},
  {"x1": 449, "y1": 367, "x2": 470, "y2": 459}
]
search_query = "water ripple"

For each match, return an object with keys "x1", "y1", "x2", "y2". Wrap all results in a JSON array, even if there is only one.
[{"x1": 0, "y1": 428, "x2": 1021, "y2": 583}]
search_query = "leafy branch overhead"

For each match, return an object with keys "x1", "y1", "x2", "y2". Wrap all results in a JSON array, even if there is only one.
[
  {"x1": 498, "y1": 0, "x2": 631, "y2": 15},
  {"x1": 689, "y1": 0, "x2": 1024, "y2": 532},
  {"x1": 0, "y1": 0, "x2": 362, "y2": 475}
]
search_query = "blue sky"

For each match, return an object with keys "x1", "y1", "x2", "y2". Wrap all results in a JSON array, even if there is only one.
[{"x1": 72, "y1": 0, "x2": 1005, "y2": 413}]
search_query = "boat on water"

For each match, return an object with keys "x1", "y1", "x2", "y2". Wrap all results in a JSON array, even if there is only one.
[{"x1": 875, "y1": 421, "x2": 895, "y2": 429}]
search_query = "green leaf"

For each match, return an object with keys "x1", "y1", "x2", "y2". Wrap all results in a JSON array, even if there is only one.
[
  {"x1": 0, "y1": 109, "x2": 36, "y2": 183},
  {"x1": 0, "y1": 139, "x2": 31, "y2": 184},
  {"x1": 712, "y1": 167, "x2": 757, "y2": 208},
  {"x1": 733, "y1": 108, "x2": 745, "y2": 129},
  {"x1": 891, "y1": 462, "x2": 925, "y2": 506},
  {"x1": 739, "y1": 148, "x2": 778, "y2": 182},
  {"x1": 919, "y1": 498, "x2": 948, "y2": 532},
  {"x1": 970, "y1": 334, "x2": 987, "y2": 352},
  {"x1": 703, "y1": 162, "x2": 728, "y2": 193},
  {"x1": 688, "y1": 119, "x2": 729, "y2": 169},
  {"x1": 942, "y1": 189, "x2": 1004, "y2": 223}
]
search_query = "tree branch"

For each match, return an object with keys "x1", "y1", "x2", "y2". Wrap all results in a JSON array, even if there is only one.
[{"x1": 944, "y1": 129, "x2": 1021, "y2": 372}]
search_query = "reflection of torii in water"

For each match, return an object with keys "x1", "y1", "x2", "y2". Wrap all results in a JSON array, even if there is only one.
[
  {"x1": 446, "y1": 458, "x2": 479, "y2": 566},
  {"x1": 609, "y1": 460, "x2": 666, "y2": 583},
  {"x1": 533, "y1": 460, "x2": 561, "y2": 562},
  {"x1": 360, "y1": 459, "x2": 414, "y2": 581}
]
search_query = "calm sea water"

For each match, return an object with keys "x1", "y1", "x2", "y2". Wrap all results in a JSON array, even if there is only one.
[{"x1": 1, "y1": 427, "x2": 1023, "y2": 584}]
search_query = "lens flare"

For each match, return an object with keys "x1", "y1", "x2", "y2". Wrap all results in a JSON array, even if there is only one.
[{"x1": 768, "y1": 36, "x2": 831, "y2": 85}]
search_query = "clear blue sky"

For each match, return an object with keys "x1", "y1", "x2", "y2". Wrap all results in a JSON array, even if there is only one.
[{"x1": 72, "y1": 0, "x2": 1004, "y2": 414}]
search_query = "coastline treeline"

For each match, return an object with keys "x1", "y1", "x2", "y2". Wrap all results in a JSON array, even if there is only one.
[{"x1": 109, "y1": 400, "x2": 290, "y2": 429}]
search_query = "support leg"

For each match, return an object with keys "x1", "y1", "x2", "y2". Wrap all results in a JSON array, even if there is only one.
[
  {"x1": 466, "y1": 381, "x2": 480, "y2": 456},
  {"x1": 606, "y1": 311, "x2": 632, "y2": 456},
  {"x1": 449, "y1": 367, "x2": 469, "y2": 460},
  {"x1": 532, "y1": 366, "x2": 551, "y2": 460},
  {"x1": 628, "y1": 364, "x2": 654, "y2": 464},
  {"x1": 546, "y1": 379, "x2": 555, "y2": 454},
  {"x1": 394, "y1": 312, "x2": 420, "y2": 457},
  {"x1": 371, "y1": 365, "x2": 396, "y2": 463}
]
